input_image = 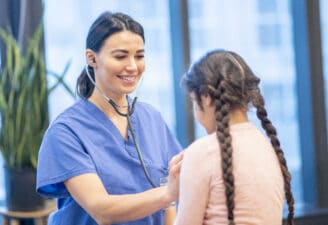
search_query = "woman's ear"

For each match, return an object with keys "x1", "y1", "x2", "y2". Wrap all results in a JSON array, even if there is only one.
[{"x1": 86, "y1": 49, "x2": 97, "y2": 68}]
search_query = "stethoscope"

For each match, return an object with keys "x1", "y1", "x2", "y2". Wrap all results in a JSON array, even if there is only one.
[{"x1": 85, "y1": 65, "x2": 157, "y2": 188}]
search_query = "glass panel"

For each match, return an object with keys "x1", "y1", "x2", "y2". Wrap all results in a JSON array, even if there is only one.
[
  {"x1": 320, "y1": 0, "x2": 328, "y2": 141},
  {"x1": 188, "y1": 0, "x2": 303, "y2": 207},
  {"x1": 257, "y1": 0, "x2": 278, "y2": 13},
  {"x1": 43, "y1": 0, "x2": 175, "y2": 130}
]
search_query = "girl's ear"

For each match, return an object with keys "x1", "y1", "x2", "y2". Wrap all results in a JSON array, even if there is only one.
[
  {"x1": 201, "y1": 93, "x2": 214, "y2": 107},
  {"x1": 86, "y1": 49, "x2": 97, "y2": 68}
]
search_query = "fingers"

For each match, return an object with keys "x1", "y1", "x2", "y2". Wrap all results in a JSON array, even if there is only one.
[
  {"x1": 169, "y1": 151, "x2": 184, "y2": 177},
  {"x1": 170, "y1": 160, "x2": 182, "y2": 177},
  {"x1": 169, "y1": 151, "x2": 184, "y2": 169}
]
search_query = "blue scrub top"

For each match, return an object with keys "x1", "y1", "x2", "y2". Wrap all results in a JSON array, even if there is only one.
[{"x1": 37, "y1": 98, "x2": 182, "y2": 225}]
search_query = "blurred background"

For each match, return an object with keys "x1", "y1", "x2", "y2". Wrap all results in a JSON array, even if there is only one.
[{"x1": 0, "y1": 0, "x2": 327, "y2": 224}]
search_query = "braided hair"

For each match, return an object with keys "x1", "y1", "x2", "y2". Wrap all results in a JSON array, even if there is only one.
[{"x1": 181, "y1": 49, "x2": 294, "y2": 225}]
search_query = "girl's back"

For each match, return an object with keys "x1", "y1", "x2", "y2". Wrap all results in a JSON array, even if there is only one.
[{"x1": 177, "y1": 122, "x2": 284, "y2": 225}]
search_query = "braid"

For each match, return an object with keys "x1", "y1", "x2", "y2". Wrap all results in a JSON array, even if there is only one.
[
  {"x1": 253, "y1": 92, "x2": 294, "y2": 225},
  {"x1": 182, "y1": 49, "x2": 295, "y2": 224},
  {"x1": 211, "y1": 83, "x2": 236, "y2": 225}
]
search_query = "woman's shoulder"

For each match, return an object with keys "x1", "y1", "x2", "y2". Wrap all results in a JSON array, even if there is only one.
[
  {"x1": 135, "y1": 99, "x2": 160, "y2": 112},
  {"x1": 43, "y1": 99, "x2": 101, "y2": 143},
  {"x1": 134, "y1": 99, "x2": 163, "y2": 119},
  {"x1": 48, "y1": 99, "x2": 91, "y2": 128},
  {"x1": 53, "y1": 99, "x2": 91, "y2": 118}
]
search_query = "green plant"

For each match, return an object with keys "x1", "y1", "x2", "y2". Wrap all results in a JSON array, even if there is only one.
[{"x1": 0, "y1": 25, "x2": 74, "y2": 169}]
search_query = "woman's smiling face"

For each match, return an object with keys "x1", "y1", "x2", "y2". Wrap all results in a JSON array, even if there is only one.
[{"x1": 92, "y1": 30, "x2": 145, "y2": 99}]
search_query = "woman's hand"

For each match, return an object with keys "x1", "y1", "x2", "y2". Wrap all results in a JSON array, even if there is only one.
[{"x1": 167, "y1": 151, "x2": 184, "y2": 202}]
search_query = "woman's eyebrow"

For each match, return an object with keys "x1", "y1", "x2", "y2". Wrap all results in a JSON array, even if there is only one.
[{"x1": 110, "y1": 49, "x2": 145, "y2": 54}]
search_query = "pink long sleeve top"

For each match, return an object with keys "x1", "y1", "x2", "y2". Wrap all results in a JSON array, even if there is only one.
[{"x1": 175, "y1": 122, "x2": 284, "y2": 225}]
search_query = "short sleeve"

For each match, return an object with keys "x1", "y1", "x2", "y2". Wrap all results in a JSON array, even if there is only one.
[{"x1": 36, "y1": 122, "x2": 97, "y2": 198}]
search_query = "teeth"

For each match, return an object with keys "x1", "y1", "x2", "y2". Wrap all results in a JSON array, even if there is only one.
[{"x1": 121, "y1": 76, "x2": 135, "y2": 81}]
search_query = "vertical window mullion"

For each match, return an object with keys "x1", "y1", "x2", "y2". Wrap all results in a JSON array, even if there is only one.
[
  {"x1": 169, "y1": 0, "x2": 194, "y2": 147},
  {"x1": 291, "y1": 0, "x2": 328, "y2": 207}
]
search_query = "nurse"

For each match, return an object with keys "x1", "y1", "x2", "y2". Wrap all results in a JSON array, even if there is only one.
[{"x1": 36, "y1": 11, "x2": 183, "y2": 225}]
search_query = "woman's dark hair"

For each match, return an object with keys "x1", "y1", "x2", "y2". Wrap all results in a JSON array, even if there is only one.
[
  {"x1": 76, "y1": 11, "x2": 145, "y2": 98},
  {"x1": 181, "y1": 49, "x2": 294, "y2": 225}
]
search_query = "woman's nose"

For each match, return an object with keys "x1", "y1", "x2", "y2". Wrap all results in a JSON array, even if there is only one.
[{"x1": 126, "y1": 57, "x2": 138, "y2": 71}]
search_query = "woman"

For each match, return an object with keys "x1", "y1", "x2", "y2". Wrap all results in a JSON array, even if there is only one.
[
  {"x1": 37, "y1": 11, "x2": 183, "y2": 225},
  {"x1": 174, "y1": 49, "x2": 294, "y2": 225}
]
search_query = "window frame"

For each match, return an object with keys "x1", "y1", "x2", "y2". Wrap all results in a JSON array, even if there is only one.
[{"x1": 291, "y1": 0, "x2": 328, "y2": 209}]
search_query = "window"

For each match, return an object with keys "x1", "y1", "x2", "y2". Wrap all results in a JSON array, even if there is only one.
[
  {"x1": 1, "y1": 3, "x2": 327, "y2": 224},
  {"x1": 258, "y1": 24, "x2": 282, "y2": 47},
  {"x1": 257, "y1": 0, "x2": 278, "y2": 13},
  {"x1": 257, "y1": 0, "x2": 283, "y2": 48},
  {"x1": 188, "y1": 0, "x2": 303, "y2": 207}
]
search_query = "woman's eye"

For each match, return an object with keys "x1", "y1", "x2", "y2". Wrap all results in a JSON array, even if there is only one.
[
  {"x1": 136, "y1": 55, "x2": 144, "y2": 59},
  {"x1": 114, "y1": 55, "x2": 126, "y2": 59}
]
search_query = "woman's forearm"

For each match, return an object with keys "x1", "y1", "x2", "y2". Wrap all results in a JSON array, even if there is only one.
[
  {"x1": 66, "y1": 152, "x2": 184, "y2": 225},
  {"x1": 95, "y1": 186, "x2": 173, "y2": 225}
]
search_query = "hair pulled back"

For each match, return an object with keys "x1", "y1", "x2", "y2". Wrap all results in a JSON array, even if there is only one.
[{"x1": 76, "y1": 11, "x2": 145, "y2": 98}]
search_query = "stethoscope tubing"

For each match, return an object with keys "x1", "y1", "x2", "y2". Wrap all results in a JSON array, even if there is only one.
[
  {"x1": 85, "y1": 65, "x2": 157, "y2": 188},
  {"x1": 126, "y1": 114, "x2": 157, "y2": 188}
]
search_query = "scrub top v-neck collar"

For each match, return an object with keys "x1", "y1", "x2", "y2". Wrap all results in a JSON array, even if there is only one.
[{"x1": 83, "y1": 98, "x2": 136, "y2": 144}]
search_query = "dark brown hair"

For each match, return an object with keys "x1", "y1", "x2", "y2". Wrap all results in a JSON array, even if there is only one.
[{"x1": 181, "y1": 49, "x2": 294, "y2": 225}]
